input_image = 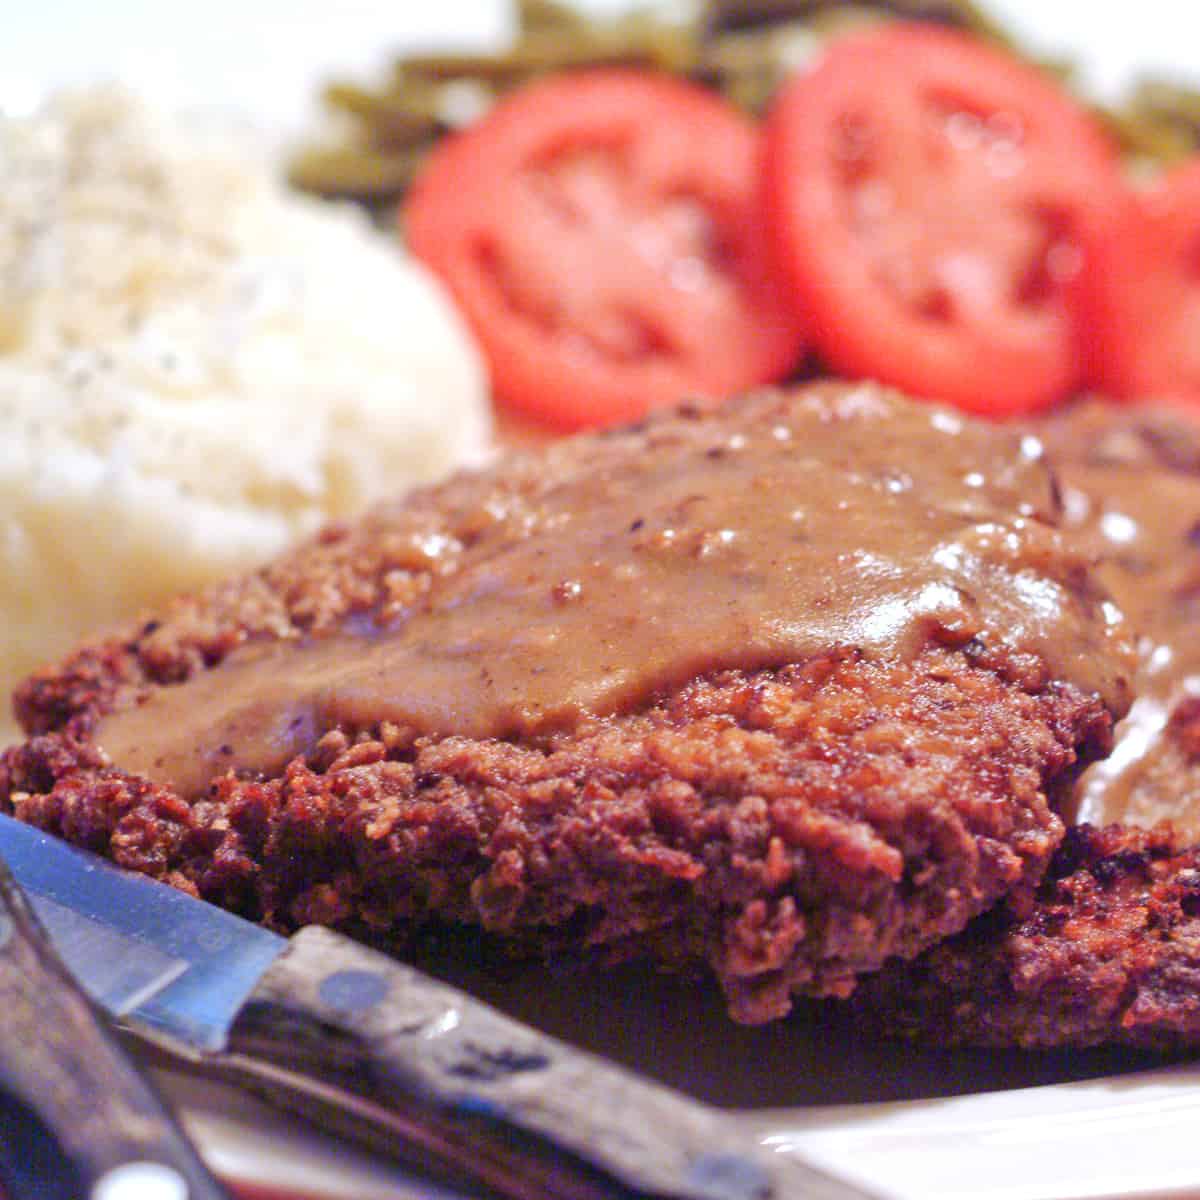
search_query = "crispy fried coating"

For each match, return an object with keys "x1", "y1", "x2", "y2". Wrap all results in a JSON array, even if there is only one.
[
  {"x1": 844, "y1": 475, "x2": 1200, "y2": 1048},
  {"x1": 842, "y1": 403, "x2": 1200, "y2": 1050},
  {"x1": 4, "y1": 652, "x2": 1103, "y2": 1023},
  {"x1": 847, "y1": 821, "x2": 1200, "y2": 1050},
  {"x1": 0, "y1": 391, "x2": 1119, "y2": 1024}
]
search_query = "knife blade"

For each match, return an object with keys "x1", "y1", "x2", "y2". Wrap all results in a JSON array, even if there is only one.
[
  {"x1": 0, "y1": 811, "x2": 879, "y2": 1200},
  {"x1": 0, "y1": 848, "x2": 234, "y2": 1200}
]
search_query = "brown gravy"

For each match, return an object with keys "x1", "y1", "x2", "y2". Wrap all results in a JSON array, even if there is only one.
[
  {"x1": 1037, "y1": 402, "x2": 1200, "y2": 837},
  {"x1": 95, "y1": 386, "x2": 1132, "y2": 798}
]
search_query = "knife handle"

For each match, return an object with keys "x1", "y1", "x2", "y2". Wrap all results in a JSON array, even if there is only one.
[
  {"x1": 0, "y1": 858, "x2": 232, "y2": 1200},
  {"x1": 224, "y1": 926, "x2": 876, "y2": 1200}
]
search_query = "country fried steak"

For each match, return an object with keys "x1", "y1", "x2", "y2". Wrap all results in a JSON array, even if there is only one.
[
  {"x1": 852, "y1": 402, "x2": 1200, "y2": 1048},
  {"x1": 847, "y1": 822, "x2": 1200, "y2": 1050},
  {"x1": 0, "y1": 384, "x2": 1131, "y2": 1023}
]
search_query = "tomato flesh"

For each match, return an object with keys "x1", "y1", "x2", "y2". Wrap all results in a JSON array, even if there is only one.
[
  {"x1": 481, "y1": 150, "x2": 737, "y2": 365},
  {"x1": 835, "y1": 105, "x2": 1075, "y2": 322},
  {"x1": 763, "y1": 24, "x2": 1123, "y2": 416},
  {"x1": 1077, "y1": 159, "x2": 1200, "y2": 404},
  {"x1": 406, "y1": 71, "x2": 805, "y2": 430}
]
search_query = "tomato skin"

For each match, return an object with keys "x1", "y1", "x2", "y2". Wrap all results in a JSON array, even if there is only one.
[
  {"x1": 405, "y1": 70, "x2": 805, "y2": 431},
  {"x1": 1075, "y1": 159, "x2": 1200, "y2": 405},
  {"x1": 762, "y1": 23, "x2": 1123, "y2": 417}
]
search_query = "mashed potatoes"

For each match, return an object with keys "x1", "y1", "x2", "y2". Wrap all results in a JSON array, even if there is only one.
[{"x1": 0, "y1": 88, "x2": 491, "y2": 739}]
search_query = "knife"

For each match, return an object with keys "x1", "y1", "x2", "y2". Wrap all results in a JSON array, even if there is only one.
[
  {"x1": 0, "y1": 812, "x2": 878, "y2": 1200},
  {"x1": 0, "y1": 847, "x2": 234, "y2": 1200}
]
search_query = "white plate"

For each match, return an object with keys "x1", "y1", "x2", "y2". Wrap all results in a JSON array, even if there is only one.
[
  {"x1": 150, "y1": 948, "x2": 1200, "y2": 1200},
  {"x1": 5, "y1": 3, "x2": 1200, "y2": 1197}
]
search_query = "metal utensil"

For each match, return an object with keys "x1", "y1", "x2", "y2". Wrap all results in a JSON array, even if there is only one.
[
  {"x1": 0, "y1": 812, "x2": 879, "y2": 1200},
  {"x1": 0, "y1": 851, "x2": 232, "y2": 1200}
]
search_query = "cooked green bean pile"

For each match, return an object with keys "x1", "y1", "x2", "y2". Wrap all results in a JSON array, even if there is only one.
[{"x1": 288, "y1": 0, "x2": 1200, "y2": 213}]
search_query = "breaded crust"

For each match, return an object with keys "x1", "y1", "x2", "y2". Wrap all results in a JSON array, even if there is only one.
[
  {"x1": 1, "y1": 392, "x2": 1118, "y2": 1024},
  {"x1": 847, "y1": 821, "x2": 1200, "y2": 1049},
  {"x1": 3, "y1": 651, "x2": 1103, "y2": 1022}
]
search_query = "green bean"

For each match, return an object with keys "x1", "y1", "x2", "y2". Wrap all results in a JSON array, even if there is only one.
[
  {"x1": 1128, "y1": 78, "x2": 1200, "y2": 153},
  {"x1": 322, "y1": 83, "x2": 443, "y2": 148},
  {"x1": 288, "y1": 0, "x2": 1200, "y2": 210},
  {"x1": 518, "y1": 0, "x2": 589, "y2": 34},
  {"x1": 396, "y1": 25, "x2": 698, "y2": 85},
  {"x1": 1132, "y1": 79, "x2": 1200, "y2": 124},
  {"x1": 287, "y1": 145, "x2": 427, "y2": 200},
  {"x1": 703, "y1": 0, "x2": 980, "y2": 36},
  {"x1": 698, "y1": 21, "x2": 829, "y2": 112},
  {"x1": 1103, "y1": 109, "x2": 1197, "y2": 167}
]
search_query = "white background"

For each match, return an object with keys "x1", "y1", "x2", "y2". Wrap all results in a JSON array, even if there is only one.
[{"x1": 1, "y1": 1, "x2": 1197, "y2": 132}]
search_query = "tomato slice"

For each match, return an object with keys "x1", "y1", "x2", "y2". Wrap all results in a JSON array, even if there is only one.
[
  {"x1": 762, "y1": 24, "x2": 1123, "y2": 417},
  {"x1": 405, "y1": 70, "x2": 805, "y2": 430},
  {"x1": 1076, "y1": 159, "x2": 1200, "y2": 404}
]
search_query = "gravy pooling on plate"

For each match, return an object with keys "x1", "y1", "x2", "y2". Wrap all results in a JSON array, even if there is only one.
[
  {"x1": 94, "y1": 384, "x2": 1132, "y2": 798},
  {"x1": 1038, "y1": 402, "x2": 1200, "y2": 838}
]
